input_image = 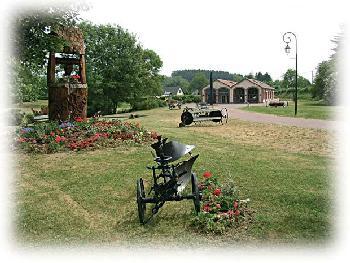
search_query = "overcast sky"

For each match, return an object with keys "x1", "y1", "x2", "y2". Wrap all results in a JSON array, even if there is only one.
[{"x1": 80, "y1": 0, "x2": 346, "y2": 81}]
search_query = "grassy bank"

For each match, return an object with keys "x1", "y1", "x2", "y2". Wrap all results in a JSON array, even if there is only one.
[
  {"x1": 14, "y1": 107, "x2": 335, "y2": 247},
  {"x1": 243, "y1": 100, "x2": 337, "y2": 120}
]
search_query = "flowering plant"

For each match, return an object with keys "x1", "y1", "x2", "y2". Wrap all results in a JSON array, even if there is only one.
[
  {"x1": 191, "y1": 171, "x2": 253, "y2": 234},
  {"x1": 14, "y1": 119, "x2": 159, "y2": 154},
  {"x1": 70, "y1": 74, "x2": 80, "y2": 83}
]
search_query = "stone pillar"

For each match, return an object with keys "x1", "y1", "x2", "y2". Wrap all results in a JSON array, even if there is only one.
[
  {"x1": 229, "y1": 88, "x2": 234, "y2": 103},
  {"x1": 244, "y1": 89, "x2": 248, "y2": 103}
]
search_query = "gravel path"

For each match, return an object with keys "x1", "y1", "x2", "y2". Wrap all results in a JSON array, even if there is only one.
[
  {"x1": 187, "y1": 103, "x2": 338, "y2": 130},
  {"x1": 227, "y1": 107, "x2": 337, "y2": 130}
]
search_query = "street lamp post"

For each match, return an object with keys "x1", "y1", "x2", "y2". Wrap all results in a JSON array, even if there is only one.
[{"x1": 283, "y1": 32, "x2": 298, "y2": 116}]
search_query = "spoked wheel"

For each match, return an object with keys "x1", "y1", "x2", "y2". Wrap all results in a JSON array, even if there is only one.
[
  {"x1": 191, "y1": 173, "x2": 201, "y2": 214},
  {"x1": 136, "y1": 178, "x2": 146, "y2": 224}
]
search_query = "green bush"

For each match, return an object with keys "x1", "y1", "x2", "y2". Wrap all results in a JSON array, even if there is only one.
[
  {"x1": 275, "y1": 88, "x2": 312, "y2": 100},
  {"x1": 172, "y1": 95, "x2": 201, "y2": 103},
  {"x1": 131, "y1": 97, "x2": 166, "y2": 111}
]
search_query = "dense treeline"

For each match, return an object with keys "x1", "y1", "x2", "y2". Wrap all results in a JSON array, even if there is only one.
[{"x1": 171, "y1": 70, "x2": 245, "y2": 82}]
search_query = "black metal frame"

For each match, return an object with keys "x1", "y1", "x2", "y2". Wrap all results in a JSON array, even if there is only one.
[
  {"x1": 136, "y1": 137, "x2": 200, "y2": 224},
  {"x1": 179, "y1": 106, "x2": 228, "y2": 127}
]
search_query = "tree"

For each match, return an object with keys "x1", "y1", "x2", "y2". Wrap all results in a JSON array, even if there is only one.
[
  {"x1": 190, "y1": 73, "x2": 209, "y2": 94},
  {"x1": 80, "y1": 22, "x2": 163, "y2": 115},
  {"x1": 13, "y1": 5, "x2": 83, "y2": 69},
  {"x1": 163, "y1": 76, "x2": 190, "y2": 94},
  {"x1": 254, "y1": 72, "x2": 272, "y2": 83},
  {"x1": 244, "y1": 72, "x2": 254, "y2": 79},
  {"x1": 232, "y1": 73, "x2": 244, "y2": 82},
  {"x1": 281, "y1": 69, "x2": 311, "y2": 90},
  {"x1": 11, "y1": 60, "x2": 47, "y2": 102},
  {"x1": 11, "y1": 5, "x2": 84, "y2": 102},
  {"x1": 312, "y1": 60, "x2": 336, "y2": 104}
]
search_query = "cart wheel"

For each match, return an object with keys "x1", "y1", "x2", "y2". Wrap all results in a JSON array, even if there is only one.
[
  {"x1": 181, "y1": 111, "x2": 193, "y2": 125},
  {"x1": 191, "y1": 173, "x2": 201, "y2": 214},
  {"x1": 136, "y1": 178, "x2": 146, "y2": 224}
]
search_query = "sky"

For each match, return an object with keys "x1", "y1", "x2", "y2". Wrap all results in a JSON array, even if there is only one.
[{"x1": 79, "y1": 0, "x2": 346, "y2": 81}]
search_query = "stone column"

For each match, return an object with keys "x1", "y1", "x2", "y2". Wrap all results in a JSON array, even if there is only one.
[{"x1": 244, "y1": 89, "x2": 248, "y2": 103}]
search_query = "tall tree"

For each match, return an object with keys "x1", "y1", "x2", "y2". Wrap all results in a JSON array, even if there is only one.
[
  {"x1": 311, "y1": 31, "x2": 342, "y2": 105},
  {"x1": 163, "y1": 76, "x2": 190, "y2": 94},
  {"x1": 281, "y1": 69, "x2": 311, "y2": 91},
  {"x1": 312, "y1": 60, "x2": 336, "y2": 103},
  {"x1": 80, "y1": 22, "x2": 163, "y2": 114},
  {"x1": 11, "y1": 5, "x2": 84, "y2": 102},
  {"x1": 190, "y1": 72, "x2": 209, "y2": 94}
]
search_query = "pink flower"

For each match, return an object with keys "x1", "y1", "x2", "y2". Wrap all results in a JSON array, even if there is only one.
[
  {"x1": 55, "y1": 136, "x2": 62, "y2": 143},
  {"x1": 18, "y1": 138, "x2": 26, "y2": 143},
  {"x1": 234, "y1": 200, "x2": 239, "y2": 210},
  {"x1": 50, "y1": 131, "x2": 55, "y2": 136},
  {"x1": 203, "y1": 171, "x2": 212, "y2": 179},
  {"x1": 228, "y1": 210, "x2": 234, "y2": 217},
  {"x1": 213, "y1": 188, "x2": 221, "y2": 196}
]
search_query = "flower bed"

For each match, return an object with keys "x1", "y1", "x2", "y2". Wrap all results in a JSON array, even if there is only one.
[
  {"x1": 14, "y1": 118, "x2": 159, "y2": 153},
  {"x1": 191, "y1": 171, "x2": 254, "y2": 234}
]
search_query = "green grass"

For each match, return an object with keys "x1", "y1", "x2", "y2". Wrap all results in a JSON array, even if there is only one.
[
  {"x1": 13, "y1": 100, "x2": 48, "y2": 114},
  {"x1": 243, "y1": 100, "x2": 337, "y2": 120},
  {"x1": 14, "y1": 107, "x2": 335, "y2": 247}
]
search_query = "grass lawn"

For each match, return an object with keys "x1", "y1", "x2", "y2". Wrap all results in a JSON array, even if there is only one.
[
  {"x1": 13, "y1": 107, "x2": 336, "y2": 247},
  {"x1": 13, "y1": 100, "x2": 48, "y2": 114},
  {"x1": 243, "y1": 100, "x2": 337, "y2": 120}
]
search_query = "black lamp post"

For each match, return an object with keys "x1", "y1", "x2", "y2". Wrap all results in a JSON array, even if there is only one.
[{"x1": 283, "y1": 32, "x2": 298, "y2": 116}]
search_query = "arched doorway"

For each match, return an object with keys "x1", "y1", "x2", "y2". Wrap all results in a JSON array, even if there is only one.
[
  {"x1": 248, "y1": 88, "x2": 259, "y2": 103},
  {"x1": 218, "y1": 87, "x2": 229, "y2": 104},
  {"x1": 234, "y1": 88, "x2": 245, "y2": 103}
]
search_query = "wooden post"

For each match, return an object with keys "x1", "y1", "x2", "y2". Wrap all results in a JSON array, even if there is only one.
[
  {"x1": 47, "y1": 52, "x2": 56, "y2": 84},
  {"x1": 80, "y1": 54, "x2": 87, "y2": 84}
]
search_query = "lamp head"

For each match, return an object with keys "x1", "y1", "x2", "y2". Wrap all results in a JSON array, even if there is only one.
[{"x1": 285, "y1": 44, "x2": 291, "y2": 54}]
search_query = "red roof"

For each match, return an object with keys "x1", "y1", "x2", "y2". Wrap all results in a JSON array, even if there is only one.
[
  {"x1": 246, "y1": 79, "x2": 274, "y2": 90},
  {"x1": 216, "y1": 79, "x2": 237, "y2": 88}
]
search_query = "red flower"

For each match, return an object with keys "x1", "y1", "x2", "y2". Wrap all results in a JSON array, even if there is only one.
[
  {"x1": 74, "y1": 117, "x2": 83, "y2": 122},
  {"x1": 234, "y1": 200, "x2": 239, "y2": 210},
  {"x1": 213, "y1": 188, "x2": 221, "y2": 196},
  {"x1": 234, "y1": 210, "x2": 240, "y2": 216},
  {"x1": 71, "y1": 75, "x2": 80, "y2": 79},
  {"x1": 203, "y1": 171, "x2": 212, "y2": 179},
  {"x1": 203, "y1": 203, "x2": 211, "y2": 212},
  {"x1": 50, "y1": 131, "x2": 55, "y2": 136},
  {"x1": 55, "y1": 136, "x2": 62, "y2": 143},
  {"x1": 69, "y1": 143, "x2": 77, "y2": 150},
  {"x1": 18, "y1": 138, "x2": 26, "y2": 143}
]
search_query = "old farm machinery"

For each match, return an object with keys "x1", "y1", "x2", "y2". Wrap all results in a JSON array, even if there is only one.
[
  {"x1": 179, "y1": 104, "x2": 228, "y2": 127},
  {"x1": 136, "y1": 136, "x2": 201, "y2": 224}
]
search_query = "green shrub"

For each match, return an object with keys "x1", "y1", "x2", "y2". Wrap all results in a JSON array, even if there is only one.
[
  {"x1": 131, "y1": 97, "x2": 166, "y2": 111},
  {"x1": 172, "y1": 95, "x2": 201, "y2": 103}
]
